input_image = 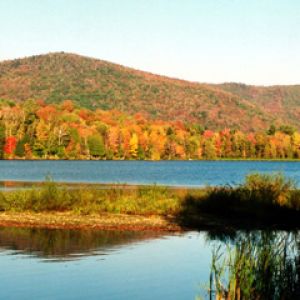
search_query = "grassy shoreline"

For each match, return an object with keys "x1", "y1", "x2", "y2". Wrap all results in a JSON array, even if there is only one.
[{"x1": 0, "y1": 173, "x2": 299, "y2": 231}]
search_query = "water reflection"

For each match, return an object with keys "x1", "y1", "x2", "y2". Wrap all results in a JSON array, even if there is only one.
[
  {"x1": 205, "y1": 230, "x2": 300, "y2": 299},
  {"x1": 0, "y1": 226, "x2": 299, "y2": 299},
  {"x1": 0, "y1": 227, "x2": 164, "y2": 261}
]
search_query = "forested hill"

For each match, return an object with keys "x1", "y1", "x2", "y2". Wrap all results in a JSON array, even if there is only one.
[
  {"x1": 0, "y1": 52, "x2": 299, "y2": 130},
  {"x1": 216, "y1": 83, "x2": 300, "y2": 130}
]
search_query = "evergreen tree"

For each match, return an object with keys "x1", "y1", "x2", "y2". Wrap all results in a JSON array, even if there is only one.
[
  {"x1": 15, "y1": 134, "x2": 30, "y2": 157},
  {"x1": 267, "y1": 124, "x2": 276, "y2": 135}
]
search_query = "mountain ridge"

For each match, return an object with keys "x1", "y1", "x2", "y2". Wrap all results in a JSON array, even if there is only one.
[{"x1": 0, "y1": 52, "x2": 299, "y2": 130}]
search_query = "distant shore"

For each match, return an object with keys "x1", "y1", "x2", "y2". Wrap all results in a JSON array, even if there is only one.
[{"x1": 2, "y1": 158, "x2": 300, "y2": 161}]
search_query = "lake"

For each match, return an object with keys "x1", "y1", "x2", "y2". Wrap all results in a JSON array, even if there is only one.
[
  {"x1": 1, "y1": 160, "x2": 299, "y2": 299},
  {"x1": 0, "y1": 227, "x2": 298, "y2": 299},
  {"x1": 1, "y1": 160, "x2": 300, "y2": 187}
]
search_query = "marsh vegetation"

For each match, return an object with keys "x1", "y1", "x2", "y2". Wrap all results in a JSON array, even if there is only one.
[
  {"x1": 0, "y1": 173, "x2": 299, "y2": 230},
  {"x1": 205, "y1": 230, "x2": 300, "y2": 299}
]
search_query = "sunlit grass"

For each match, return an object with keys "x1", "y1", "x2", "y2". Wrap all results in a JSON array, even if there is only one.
[
  {"x1": 0, "y1": 179, "x2": 182, "y2": 216},
  {"x1": 0, "y1": 173, "x2": 299, "y2": 227}
]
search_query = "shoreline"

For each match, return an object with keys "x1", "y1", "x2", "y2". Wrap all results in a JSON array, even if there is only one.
[
  {"x1": 0, "y1": 173, "x2": 299, "y2": 232},
  {"x1": 0, "y1": 181, "x2": 203, "y2": 191},
  {"x1": 0, "y1": 212, "x2": 183, "y2": 232},
  {"x1": 0, "y1": 211, "x2": 298, "y2": 232},
  {"x1": 2, "y1": 158, "x2": 300, "y2": 161}
]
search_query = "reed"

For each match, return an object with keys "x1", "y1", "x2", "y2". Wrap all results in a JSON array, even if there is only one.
[{"x1": 207, "y1": 231, "x2": 300, "y2": 299}]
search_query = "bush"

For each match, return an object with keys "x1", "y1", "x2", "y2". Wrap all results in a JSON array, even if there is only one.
[
  {"x1": 243, "y1": 173, "x2": 295, "y2": 207},
  {"x1": 180, "y1": 173, "x2": 300, "y2": 224}
]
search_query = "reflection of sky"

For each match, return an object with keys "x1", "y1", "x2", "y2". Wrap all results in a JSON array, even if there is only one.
[
  {"x1": 1, "y1": 160, "x2": 300, "y2": 187},
  {"x1": 0, "y1": 232, "x2": 211, "y2": 300}
]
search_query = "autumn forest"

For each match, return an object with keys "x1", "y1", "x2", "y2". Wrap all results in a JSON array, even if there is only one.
[
  {"x1": 0, "y1": 98, "x2": 300, "y2": 160},
  {"x1": 1, "y1": 53, "x2": 300, "y2": 160}
]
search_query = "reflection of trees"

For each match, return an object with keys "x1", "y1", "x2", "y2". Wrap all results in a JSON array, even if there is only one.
[
  {"x1": 206, "y1": 231, "x2": 300, "y2": 300},
  {"x1": 0, "y1": 227, "x2": 162, "y2": 260}
]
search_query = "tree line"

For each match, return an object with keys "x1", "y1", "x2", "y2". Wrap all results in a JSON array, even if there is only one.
[{"x1": 0, "y1": 99, "x2": 299, "y2": 160}]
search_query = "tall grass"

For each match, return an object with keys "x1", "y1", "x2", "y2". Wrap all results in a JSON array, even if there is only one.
[
  {"x1": 207, "y1": 231, "x2": 300, "y2": 299},
  {"x1": 182, "y1": 173, "x2": 300, "y2": 222},
  {"x1": 0, "y1": 180, "x2": 182, "y2": 216},
  {"x1": 0, "y1": 173, "x2": 299, "y2": 227}
]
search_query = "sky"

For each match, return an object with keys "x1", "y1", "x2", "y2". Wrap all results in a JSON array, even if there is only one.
[{"x1": 0, "y1": 0, "x2": 299, "y2": 85}]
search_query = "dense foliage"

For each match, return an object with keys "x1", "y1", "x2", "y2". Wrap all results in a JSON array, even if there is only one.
[
  {"x1": 2, "y1": 52, "x2": 300, "y2": 131},
  {"x1": 1, "y1": 99, "x2": 300, "y2": 160}
]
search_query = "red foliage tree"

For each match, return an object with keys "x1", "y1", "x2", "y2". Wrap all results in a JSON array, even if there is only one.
[
  {"x1": 203, "y1": 130, "x2": 214, "y2": 139},
  {"x1": 4, "y1": 136, "x2": 17, "y2": 155},
  {"x1": 36, "y1": 105, "x2": 57, "y2": 122}
]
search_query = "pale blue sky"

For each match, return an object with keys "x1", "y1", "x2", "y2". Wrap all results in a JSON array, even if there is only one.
[{"x1": 0, "y1": 0, "x2": 299, "y2": 85}]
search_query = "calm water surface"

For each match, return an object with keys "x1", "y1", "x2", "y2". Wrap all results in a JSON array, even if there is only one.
[
  {"x1": 0, "y1": 227, "x2": 298, "y2": 299},
  {"x1": 1, "y1": 160, "x2": 300, "y2": 186},
  {"x1": 0, "y1": 228, "x2": 211, "y2": 300},
  {"x1": 1, "y1": 161, "x2": 299, "y2": 298}
]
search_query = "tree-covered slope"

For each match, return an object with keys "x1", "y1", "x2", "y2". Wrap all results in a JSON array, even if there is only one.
[
  {"x1": 217, "y1": 83, "x2": 300, "y2": 128},
  {"x1": 0, "y1": 52, "x2": 298, "y2": 130}
]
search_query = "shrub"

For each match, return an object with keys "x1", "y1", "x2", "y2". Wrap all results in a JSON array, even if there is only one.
[{"x1": 243, "y1": 173, "x2": 295, "y2": 207}]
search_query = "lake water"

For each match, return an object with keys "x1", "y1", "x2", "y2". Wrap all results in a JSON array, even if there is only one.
[
  {"x1": 1, "y1": 160, "x2": 300, "y2": 187},
  {"x1": 1, "y1": 161, "x2": 299, "y2": 298},
  {"x1": 0, "y1": 227, "x2": 298, "y2": 299}
]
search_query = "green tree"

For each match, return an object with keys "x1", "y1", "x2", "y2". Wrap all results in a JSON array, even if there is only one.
[
  {"x1": 88, "y1": 135, "x2": 105, "y2": 158},
  {"x1": 15, "y1": 134, "x2": 30, "y2": 157},
  {"x1": 267, "y1": 124, "x2": 276, "y2": 135},
  {"x1": 203, "y1": 139, "x2": 216, "y2": 159},
  {"x1": 279, "y1": 125, "x2": 295, "y2": 136},
  {"x1": 33, "y1": 142, "x2": 45, "y2": 158}
]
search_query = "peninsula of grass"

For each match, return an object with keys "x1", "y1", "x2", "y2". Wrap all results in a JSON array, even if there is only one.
[{"x1": 0, "y1": 173, "x2": 299, "y2": 231}]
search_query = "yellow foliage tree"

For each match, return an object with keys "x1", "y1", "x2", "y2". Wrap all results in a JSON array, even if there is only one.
[{"x1": 129, "y1": 133, "x2": 138, "y2": 158}]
